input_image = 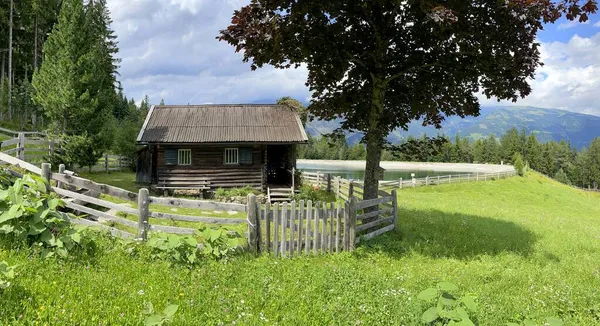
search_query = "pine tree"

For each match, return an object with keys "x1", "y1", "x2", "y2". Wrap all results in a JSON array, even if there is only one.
[{"x1": 513, "y1": 152, "x2": 525, "y2": 176}]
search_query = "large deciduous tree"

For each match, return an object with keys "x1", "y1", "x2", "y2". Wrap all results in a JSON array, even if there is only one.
[{"x1": 219, "y1": 0, "x2": 596, "y2": 200}]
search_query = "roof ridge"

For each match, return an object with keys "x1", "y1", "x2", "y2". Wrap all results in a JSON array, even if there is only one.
[{"x1": 155, "y1": 104, "x2": 284, "y2": 108}]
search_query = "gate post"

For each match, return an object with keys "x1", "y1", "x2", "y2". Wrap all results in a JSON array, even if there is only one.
[
  {"x1": 137, "y1": 188, "x2": 150, "y2": 241},
  {"x1": 247, "y1": 194, "x2": 258, "y2": 253}
]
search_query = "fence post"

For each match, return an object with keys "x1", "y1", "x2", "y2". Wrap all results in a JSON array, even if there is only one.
[
  {"x1": 317, "y1": 171, "x2": 321, "y2": 187},
  {"x1": 41, "y1": 163, "x2": 51, "y2": 191},
  {"x1": 137, "y1": 188, "x2": 150, "y2": 241},
  {"x1": 391, "y1": 189, "x2": 398, "y2": 230},
  {"x1": 291, "y1": 167, "x2": 295, "y2": 191},
  {"x1": 398, "y1": 178, "x2": 402, "y2": 189},
  {"x1": 336, "y1": 177, "x2": 341, "y2": 199},
  {"x1": 17, "y1": 133, "x2": 25, "y2": 160},
  {"x1": 247, "y1": 194, "x2": 258, "y2": 254},
  {"x1": 326, "y1": 173, "x2": 332, "y2": 193},
  {"x1": 449, "y1": 175, "x2": 452, "y2": 184},
  {"x1": 48, "y1": 139, "x2": 55, "y2": 157},
  {"x1": 348, "y1": 196, "x2": 357, "y2": 250},
  {"x1": 425, "y1": 176, "x2": 429, "y2": 186},
  {"x1": 476, "y1": 173, "x2": 479, "y2": 181},
  {"x1": 104, "y1": 153, "x2": 109, "y2": 173},
  {"x1": 57, "y1": 164, "x2": 65, "y2": 189},
  {"x1": 349, "y1": 181, "x2": 354, "y2": 198}
]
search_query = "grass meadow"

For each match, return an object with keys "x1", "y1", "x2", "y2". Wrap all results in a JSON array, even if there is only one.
[{"x1": 1, "y1": 172, "x2": 599, "y2": 325}]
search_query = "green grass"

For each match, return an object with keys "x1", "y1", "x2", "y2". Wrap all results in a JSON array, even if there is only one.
[
  {"x1": 77, "y1": 171, "x2": 142, "y2": 193},
  {"x1": 2, "y1": 172, "x2": 600, "y2": 325}
]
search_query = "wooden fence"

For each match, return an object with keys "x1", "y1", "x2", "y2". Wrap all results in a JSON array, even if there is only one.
[
  {"x1": 0, "y1": 132, "x2": 131, "y2": 172},
  {"x1": 0, "y1": 152, "x2": 247, "y2": 241},
  {"x1": 246, "y1": 189, "x2": 398, "y2": 256},
  {"x1": 302, "y1": 170, "x2": 517, "y2": 200}
]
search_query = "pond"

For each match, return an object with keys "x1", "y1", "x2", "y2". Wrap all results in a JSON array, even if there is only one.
[{"x1": 297, "y1": 162, "x2": 454, "y2": 181}]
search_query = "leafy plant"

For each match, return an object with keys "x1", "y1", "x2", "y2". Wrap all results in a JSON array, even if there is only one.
[
  {"x1": 213, "y1": 186, "x2": 258, "y2": 198},
  {"x1": 146, "y1": 233, "x2": 199, "y2": 266},
  {"x1": 200, "y1": 227, "x2": 241, "y2": 260},
  {"x1": 143, "y1": 302, "x2": 178, "y2": 326},
  {"x1": 292, "y1": 184, "x2": 332, "y2": 202},
  {"x1": 0, "y1": 174, "x2": 95, "y2": 258},
  {"x1": 513, "y1": 152, "x2": 525, "y2": 177},
  {"x1": 506, "y1": 317, "x2": 563, "y2": 326},
  {"x1": 0, "y1": 261, "x2": 17, "y2": 290},
  {"x1": 417, "y1": 282, "x2": 477, "y2": 325}
]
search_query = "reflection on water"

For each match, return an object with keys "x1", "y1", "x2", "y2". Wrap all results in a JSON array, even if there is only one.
[{"x1": 297, "y1": 163, "x2": 453, "y2": 181}]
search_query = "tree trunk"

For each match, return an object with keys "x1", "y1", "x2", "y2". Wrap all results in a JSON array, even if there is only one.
[
  {"x1": 0, "y1": 52, "x2": 4, "y2": 121},
  {"x1": 8, "y1": 0, "x2": 13, "y2": 121},
  {"x1": 363, "y1": 76, "x2": 386, "y2": 201},
  {"x1": 34, "y1": 14, "x2": 39, "y2": 70}
]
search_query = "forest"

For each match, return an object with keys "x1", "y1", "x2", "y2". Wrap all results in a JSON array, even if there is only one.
[
  {"x1": 298, "y1": 128, "x2": 600, "y2": 190},
  {"x1": 0, "y1": 0, "x2": 147, "y2": 169}
]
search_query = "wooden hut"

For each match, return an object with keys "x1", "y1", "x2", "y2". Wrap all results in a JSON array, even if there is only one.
[{"x1": 135, "y1": 104, "x2": 308, "y2": 193}]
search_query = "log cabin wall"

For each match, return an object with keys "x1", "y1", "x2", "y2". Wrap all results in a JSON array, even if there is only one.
[{"x1": 156, "y1": 144, "x2": 265, "y2": 189}]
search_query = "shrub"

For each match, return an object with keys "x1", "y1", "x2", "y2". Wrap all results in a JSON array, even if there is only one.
[
  {"x1": 0, "y1": 173, "x2": 96, "y2": 258},
  {"x1": 57, "y1": 134, "x2": 105, "y2": 171},
  {"x1": 513, "y1": 152, "x2": 525, "y2": 176},
  {"x1": 200, "y1": 227, "x2": 241, "y2": 260},
  {"x1": 214, "y1": 186, "x2": 259, "y2": 198},
  {"x1": 417, "y1": 282, "x2": 477, "y2": 325},
  {"x1": 112, "y1": 119, "x2": 141, "y2": 169},
  {"x1": 554, "y1": 168, "x2": 571, "y2": 185},
  {"x1": 292, "y1": 184, "x2": 333, "y2": 202},
  {"x1": 146, "y1": 233, "x2": 200, "y2": 266},
  {"x1": 143, "y1": 302, "x2": 178, "y2": 326},
  {"x1": 0, "y1": 261, "x2": 16, "y2": 290}
]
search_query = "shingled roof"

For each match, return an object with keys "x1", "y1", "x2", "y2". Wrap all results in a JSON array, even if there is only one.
[{"x1": 136, "y1": 104, "x2": 308, "y2": 144}]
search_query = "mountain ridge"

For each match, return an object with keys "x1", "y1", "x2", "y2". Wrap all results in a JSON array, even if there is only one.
[{"x1": 304, "y1": 106, "x2": 600, "y2": 149}]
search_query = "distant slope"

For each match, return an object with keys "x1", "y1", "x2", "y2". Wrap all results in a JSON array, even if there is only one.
[{"x1": 306, "y1": 106, "x2": 600, "y2": 148}]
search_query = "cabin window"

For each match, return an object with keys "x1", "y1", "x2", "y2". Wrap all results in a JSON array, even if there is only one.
[
  {"x1": 224, "y1": 148, "x2": 239, "y2": 165},
  {"x1": 239, "y1": 148, "x2": 253, "y2": 165},
  {"x1": 164, "y1": 148, "x2": 178, "y2": 165},
  {"x1": 178, "y1": 149, "x2": 192, "y2": 165}
]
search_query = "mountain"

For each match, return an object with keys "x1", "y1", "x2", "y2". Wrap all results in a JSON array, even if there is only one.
[{"x1": 305, "y1": 106, "x2": 600, "y2": 149}]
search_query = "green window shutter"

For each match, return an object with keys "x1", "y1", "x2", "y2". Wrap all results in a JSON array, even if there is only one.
[
  {"x1": 239, "y1": 148, "x2": 253, "y2": 165},
  {"x1": 165, "y1": 148, "x2": 178, "y2": 165}
]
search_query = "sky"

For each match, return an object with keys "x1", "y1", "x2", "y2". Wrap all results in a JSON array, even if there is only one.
[{"x1": 107, "y1": 0, "x2": 600, "y2": 116}]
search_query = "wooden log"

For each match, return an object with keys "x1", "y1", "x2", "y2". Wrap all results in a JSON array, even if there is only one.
[
  {"x1": 148, "y1": 211, "x2": 246, "y2": 224},
  {"x1": 313, "y1": 202, "x2": 320, "y2": 254},
  {"x1": 70, "y1": 217, "x2": 135, "y2": 239},
  {"x1": 391, "y1": 189, "x2": 398, "y2": 230},
  {"x1": 356, "y1": 196, "x2": 393, "y2": 209},
  {"x1": 273, "y1": 203, "x2": 280, "y2": 256},
  {"x1": 265, "y1": 202, "x2": 271, "y2": 253},
  {"x1": 23, "y1": 139, "x2": 49, "y2": 145},
  {"x1": 41, "y1": 163, "x2": 51, "y2": 185},
  {"x1": 65, "y1": 201, "x2": 138, "y2": 228},
  {"x1": 0, "y1": 151, "x2": 42, "y2": 174},
  {"x1": 281, "y1": 202, "x2": 288, "y2": 257},
  {"x1": 53, "y1": 187, "x2": 138, "y2": 215},
  {"x1": 289, "y1": 201, "x2": 296, "y2": 257},
  {"x1": 57, "y1": 164, "x2": 65, "y2": 189},
  {"x1": 150, "y1": 224, "x2": 198, "y2": 235},
  {"x1": 321, "y1": 202, "x2": 327, "y2": 252},
  {"x1": 335, "y1": 203, "x2": 342, "y2": 253},
  {"x1": 138, "y1": 188, "x2": 150, "y2": 241},
  {"x1": 356, "y1": 208, "x2": 394, "y2": 221},
  {"x1": 356, "y1": 216, "x2": 396, "y2": 232},
  {"x1": 305, "y1": 200, "x2": 312, "y2": 255},
  {"x1": 349, "y1": 197, "x2": 357, "y2": 250},
  {"x1": 343, "y1": 203, "x2": 350, "y2": 251},
  {"x1": 328, "y1": 203, "x2": 334, "y2": 253},
  {"x1": 17, "y1": 133, "x2": 25, "y2": 160},
  {"x1": 1, "y1": 138, "x2": 19, "y2": 147},
  {"x1": 297, "y1": 200, "x2": 304, "y2": 256},
  {"x1": 356, "y1": 224, "x2": 394, "y2": 244},
  {"x1": 51, "y1": 173, "x2": 138, "y2": 202},
  {"x1": 247, "y1": 194, "x2": 258, "y2": 253},
  {"x1": 149, "y1": 196, "x2": 246, "y2": 212}
]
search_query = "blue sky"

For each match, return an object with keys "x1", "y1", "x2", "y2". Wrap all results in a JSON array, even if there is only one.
[{"x1": 107, "y1": 1, "x2": 600, "y2": 116}]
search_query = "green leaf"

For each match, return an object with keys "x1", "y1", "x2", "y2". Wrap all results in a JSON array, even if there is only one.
[
  {"x1": 455, "y1": 307, "x2": 470, "y2": 320},
  {"x1": 460, "y1": 295, "x2": 477, "y2": 312},
  {"x1": 421, "y1": 307, "x2": 439, "y2": 323},
  {"x1": 438, "y1": 282, "x2": 459, "y2": 292},
  {"x1": 163, "y1": 304, "x2": 178, "y2": 319},
  {"x1": 144, "y1": 314, "x2": 163, "y2": 326},
  {"x1": 0, "y1": 224, "x2": 14, "y2": 234},
  {"x1": 28, "y1": 222, "x2": 46, "y2": 235},
  {"x1": 546, "y1": 317, "x2": 564, "y2": 326},
  {"x1": 440, "y1": 292, "x2": 457, "y2": 306},
  {"x1": 70, "y1": 232, "x2": 81, "y2": 244},
  {"x1": 506, "y1": 323, "x2": 521, "y2": 326},
  {"x1": 417, "y1": 288, "x2": 438, "y2": 301},
  {"x1": 523, "y1": 319, "x2": 536, "y2": 326},
  {"x1": 143, "y1": 301, "x2": 154, "y2": 315},
  {"x1": 0, "y1": 205, "x2": 21, "y2": 223}
]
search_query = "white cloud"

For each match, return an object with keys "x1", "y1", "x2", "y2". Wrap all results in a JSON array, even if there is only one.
[
  {"x1": 558, "y1": 20, "x2": 589, "y2": 30},
  {"x1": 595, "y1": 21, "x2": 600, "y2": 27},
  {"x1": 480, "y1": 33, "x2": 600, "y2": 115}
]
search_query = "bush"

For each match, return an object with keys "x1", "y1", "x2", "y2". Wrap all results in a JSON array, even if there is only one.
[
  {"x1": 146, "y1": 233, "x2": 200, "y2": 266},
  {"x1": 417, "y1": 282, "x2": 477, "y2": 325},
  {"x1": 55, "y1": 134, "x2": 105, "y2": 171},
  {"x1": 112, "y1": 119, "x2": 141, "y2": 169},
  {"x1": 292, "y1": 184, "x2": 334, "y2": 202},
  {"x1": 554, "y1": 168, "x2": 571, "y2": 185},
  {"x1": 200, "y1": 227, "x2": 241, "y2": 260},
  {"x1": 0, "y1": 173, "x2": 96, "y2": 258},
  {"x1": 0, "y1": 261, "x2": 16, "y2": 290},
  {"x1": 214, "y1": 186, "x2": 259, "y2": 198},
  {"x1": 513, "y1": 152, "x2": 525, "y2": 176}
]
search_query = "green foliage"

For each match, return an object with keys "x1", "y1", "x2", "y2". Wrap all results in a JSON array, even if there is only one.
[
  {"x1": 146, "y1": 233, "x2": 199, "y2": 266},
  {"x1": 506, "y1": 317, "x2": 563, "y2": 326},
  {"x1": 513, "y1": 152, "x2": 525, "y2": 177},
  {"x1": 213, "y1": 186, "x2": 259, "y2": 198},
  {"x1": 292, "y1": 184, "x2": 335, "y2": 202},
  {"x1": 143, "y1": 302, "x2": 178, "y2": 326},
  {"x1": 0, "y1": 261, "x2": 16, "y2": 290},
  {"x1": 57, "y1": 134, "x2": 105, "y2": 171},
  {"x1": 199, "y1": 227, "x2": 241, "y2": 260},
  {"x1": 0, "y1": 173, "x2": 96, "y2": 259},
  {"x1": 553, "y1": 168, "x2": 570, "y2": 185},
  {"x1": 112, "y1": 119, "x2": 142, "y2": 168},
  {"x1": 417, "y1": 282, "x2": 476, "y2": 325}
]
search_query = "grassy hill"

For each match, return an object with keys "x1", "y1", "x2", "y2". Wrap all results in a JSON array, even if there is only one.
[
  {"x1": 1, "y1": 172, "x2": 600, "y2": 324},
  {"x1": 307, "y1": 106, "x2": 600, "y2": 148}
]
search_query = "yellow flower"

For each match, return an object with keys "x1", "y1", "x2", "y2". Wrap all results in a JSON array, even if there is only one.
[
  {"x1": 52, "y1": 281, "x2": 57, "y2": 285},
  {"x1": 179, "y1": 293, "x2": 184, "y2": 297},
  {"x1": 39, "y1": 306, "x2": 45, "y2": 311}
]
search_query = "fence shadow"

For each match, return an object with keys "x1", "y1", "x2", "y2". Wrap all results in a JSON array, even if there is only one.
[{"x1": 355, "y1": 208, "x2": 537, "y2": 260}]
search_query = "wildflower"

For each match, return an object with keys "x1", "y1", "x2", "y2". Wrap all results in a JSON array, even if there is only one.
[
  {"x1": 39, "y1": 306, "x2": 46, "y2": 311},
  {"x1": 137, "y1": 290, "x2": 145, "y2": 295},
  {"x1": 179, "y1": 293, "x2": 184, "y2": 297}
]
